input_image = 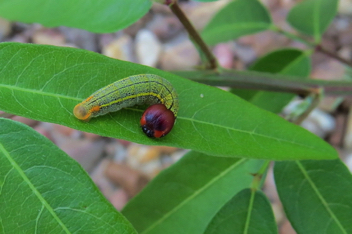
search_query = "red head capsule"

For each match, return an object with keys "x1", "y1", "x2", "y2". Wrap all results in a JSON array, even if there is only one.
[{"x1": 140, "y1": 104, "x2": 176, "y2": 138}]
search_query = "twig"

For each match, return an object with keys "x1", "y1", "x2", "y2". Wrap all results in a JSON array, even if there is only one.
[
  {"x1": 271, "y1": 26, "x2": 314, "y2": 47},
  {"x1": 250, "y1": 160, "x2": 270, "y2": 191},
  {"x1": 272, "y1": 26, "x2": 352, "y2": 67},
  {"x1": 315, "y1": 45, "x2": 352, "y2": 67},
  {"x1": 167, "y1": 0, "x2": 218, "y2": 70},
  {"x1": 172, "y1": 70, "x2": 352, "y2": 97}
]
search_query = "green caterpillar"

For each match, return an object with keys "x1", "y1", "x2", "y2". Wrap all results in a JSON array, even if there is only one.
[{"x1": 73, "y1": 74, "x2": 179, "y2": 137}]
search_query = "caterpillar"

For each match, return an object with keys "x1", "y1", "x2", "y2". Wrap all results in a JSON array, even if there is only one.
[{"x1": 73, "y1": 74, "x2": 179, "y2": 138}]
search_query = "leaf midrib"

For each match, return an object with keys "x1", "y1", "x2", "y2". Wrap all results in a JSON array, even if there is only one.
[
  {"x1": 313, "y1": 0, "x2": 322, "y2": 43},
  {"x1": 141, "y1": 158, "x2": 248, "y2": 234},
  {"x1": 296, "y1": 161, "x2": 347, "y2": 234},
  {"x1": 0, "y1": 143, "x2": 71, "y2": 233},
  {"x1": 243, "y1": 189, "x2": 256, "y2": 234},
  {"x1": 0, "y1": 82, "x2": 328, "y2": 154}
]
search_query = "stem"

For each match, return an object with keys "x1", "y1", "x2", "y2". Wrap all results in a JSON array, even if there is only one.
[
  {"x1": 172, "y1": 70, "x2": 352, "y2": 97},
  {"x1": 271, "y1": 26, "x2": 314, "y2": 47},
  {"x1": 272, "y1": 26, "x2": 352, "y2": 67},
  {"x1": 168, "y1": 1, "x2": 218, "y2": 70},
  {"x1": 315, "y1": 45, "x2": 352, "y2": 67},
  {"x1": 251, "y1": 160, "x2": 270, "y2": 191}
]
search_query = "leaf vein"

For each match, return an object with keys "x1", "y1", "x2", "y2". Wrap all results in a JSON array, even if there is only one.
[
  {"x1": 141, "y1": 158, "x2": 247, "y2": 234},
  {"x1": 296, "y1": 161, "x2": 348, "y2": 234},
  {"x1": 0, "y1": 143, "x2": 71, "y2": 234}
]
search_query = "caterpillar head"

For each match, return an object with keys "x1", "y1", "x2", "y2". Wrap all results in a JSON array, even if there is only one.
[{"x1": 140, "y1": 104, "x2": 175, "y2": 138}]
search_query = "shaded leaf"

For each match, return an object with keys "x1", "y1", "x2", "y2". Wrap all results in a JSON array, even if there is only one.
[
  {"x1": 201, "y1": 0, "x2": 272, "y2": 45},
  {"x1": 0, "y1": 42, "x2": 337, "y2": 160},
  {"x1": 204, "y1": 189, "x2": 278, "y2": 234},
  {"x1": 274, "y1": 160, "x2": 352, "y2": 234},
  {"x1": 0, "y1": 0, "x2": 151, "y2": 33},
  {"x1": 287, "y1": 0, "x2": 339, "y2": 42},
  {"x1": 233, "y1": 48, "x2": 311, "y2": 113},
  {"x1": 0, "y1": 118, "x2": 136, "y2": 233},
  {"x1": 122, "y1": 151, "x2": 264, "y2": 234}
]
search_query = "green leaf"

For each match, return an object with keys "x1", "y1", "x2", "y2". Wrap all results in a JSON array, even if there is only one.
[
  {"x1": 233, "y1": 48, "x2": 311, "y2": 113},
  {"x1": 250, "y1": 49, "x2": 311, "y2": 76},
  {"x1": 201, "y1": 0, "x2": 272, "y2": 45},
  {"x1": 0, "y1": 118, "x2": 136, "y2": 233},
  {"x1": 204, "y1": 189, "x2": 278, "y2": 234},
  {"x1": 122, "y1": 151, "x2": 264, "y2": 234},
  {"x1": 274, "y1": 160, "x2": 352, "y2": 234},
  {"x1": 287, "y1": 0, "x2": 339, "y2": 43},
  {"x1": 0, "y1": 42, "x2": 337, "y2": 160},
  {"x1": 0, "y1": 0, "x2": 152, "y2": 33}
]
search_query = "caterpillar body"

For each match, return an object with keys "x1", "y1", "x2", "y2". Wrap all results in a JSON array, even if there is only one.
[{"x1": 73, "y1": 74, "x2": 179, "y2": 138}]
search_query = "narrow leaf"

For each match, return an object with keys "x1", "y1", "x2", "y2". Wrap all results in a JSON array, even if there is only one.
[
  {"x1": 0, "y1": 42, "x2": 337, "y2": 160},
  {"x1": 122, "y1": 151, "x2": 264, "y2": 234},
  {"x1": 0, "y1": 118, "x2": 136, "y2": 233},
  {"x1": 201, "y1": 0, "x2": 272, "y2": 45},
  {"x1": 0, "y1": 0, "x2": 152, "y2": 33},
  {"x1": 204, "y1": 189, "x2": 278, "y2": 234},
  {"x1": 274, "y1": 160, "x2": 352, "y2": 234},
  {"x1": 287, "y1": 0, "x2": 339, "y2": 43}
]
